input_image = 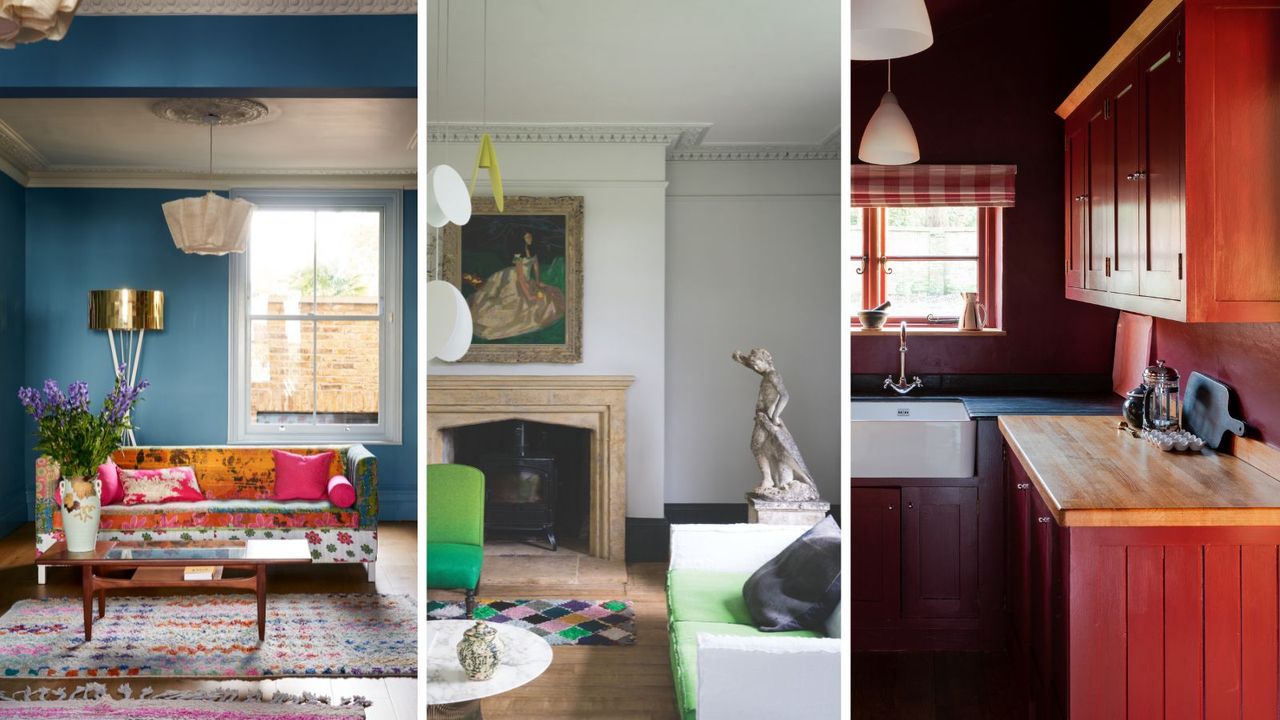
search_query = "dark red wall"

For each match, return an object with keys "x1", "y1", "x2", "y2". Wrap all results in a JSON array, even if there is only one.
[{"x1": 851, "y1": 1, "x2": 1119, "y2": 375}]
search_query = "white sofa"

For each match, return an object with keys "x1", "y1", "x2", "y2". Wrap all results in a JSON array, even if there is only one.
[{"x1": 667, "y1": 523, "x2": 842, "y2": 720}]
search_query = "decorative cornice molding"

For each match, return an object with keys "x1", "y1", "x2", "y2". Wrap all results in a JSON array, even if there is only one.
[
  {"x1": 0, "y1": 119, "x2": 49, "y2": 172},
  {"x1": 428, "y1": 122, "x2": 837, "y2": 162},
  {"x1": 668, "y1": 144, "x2": 839, "y2": 162},
  {"x1": 36, "y1": 165, "x2": 416, "y2": 176},
  {"x1": 427, "y1": 123, "x2": 712, "y2": 151},
  {"x1": 79, "y1": 0, "x2": 414, "y2": 15}
]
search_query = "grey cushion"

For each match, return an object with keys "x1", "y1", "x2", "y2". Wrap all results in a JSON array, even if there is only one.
[{"x1": 741, "y1": 516, "x2": 842, "y2": 632}]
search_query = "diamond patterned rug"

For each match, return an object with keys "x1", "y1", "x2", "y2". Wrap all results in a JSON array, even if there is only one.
[{"x1": 426, "y1": 599, "x2": 636, "y2": 646}]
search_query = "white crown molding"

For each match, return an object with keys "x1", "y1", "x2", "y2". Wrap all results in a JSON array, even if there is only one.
[
  {"x1": 428, "y1": 122, "x2": 836, "y2": 161},
  {"x1": 428, "y1": 122, "x2": 712, "y2": 151},
  {"x1": 78, "y1": 0, "x2": 414, "y2": 15},
  {"x1": 0, "y1": 119, "x2": 49, "y2": 172}
]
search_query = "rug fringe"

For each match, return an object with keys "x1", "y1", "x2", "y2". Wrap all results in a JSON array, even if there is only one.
[{"x1": 0, "y1": 684, "x2": 370, "y2": 708}]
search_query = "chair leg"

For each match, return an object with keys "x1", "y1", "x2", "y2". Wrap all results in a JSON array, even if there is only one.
[
  {"x1": 365, "y1": 561, "x2": 377, "y2": 584},
  {"x1": 465, "y1": 588, "x2": 477, "y2": 619}
]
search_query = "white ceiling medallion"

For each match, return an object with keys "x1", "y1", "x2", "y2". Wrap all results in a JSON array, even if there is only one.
[
  {"x1": 851, "y1": 0, "x2": 934, "y2": 60},
  {"x1": 156, "y1": 99, "x2": 263, "y2": 255},
  {"x1": 151, "y1": 97, "x2": 269, "y2": 126},
  {"x1": 78, "y1": 0, "x2": 413, "y2": 15},
  {"x1": 0, "y1": 0, "x2": 79, "y2": 49}
]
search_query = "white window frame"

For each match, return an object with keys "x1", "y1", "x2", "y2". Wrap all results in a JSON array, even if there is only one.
[{"x1": 227, "y1": 188, "x2": 402, "y2": 445}]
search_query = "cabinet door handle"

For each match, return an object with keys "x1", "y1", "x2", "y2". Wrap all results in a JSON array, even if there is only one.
[
  {"x1": 1106, "y1": 257, "x2": 1112, "y2": 277},
  {"x1": 1037, "y1": 516, "x2": 1052, "y2": 524},
  {"x1": 1126, "y1": 171, "x2": 1147, "y2": 180},
  {"x1": 1016, "y1": 483, "x2": 1030, "y2": 490},
  {"x1": 906, "y1": 502, "x2": 914, "y2": 510},
  {"x1": 887, "y1": 505, "x2": 894, "y2": 511}
]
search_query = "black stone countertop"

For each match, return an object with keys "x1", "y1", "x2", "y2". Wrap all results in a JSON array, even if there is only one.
[{"x1": 850, "y1": 392, "x2": 1122, "y2": 418}]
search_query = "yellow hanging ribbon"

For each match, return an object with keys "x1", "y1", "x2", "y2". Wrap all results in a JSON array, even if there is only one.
[{"x1": 470, "y1": 132, "x2": 504, "y2": 212}]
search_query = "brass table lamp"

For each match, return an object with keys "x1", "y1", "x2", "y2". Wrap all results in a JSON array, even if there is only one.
[{"x1": 88, "y1": 289, "x2": 164, "y2": 445}]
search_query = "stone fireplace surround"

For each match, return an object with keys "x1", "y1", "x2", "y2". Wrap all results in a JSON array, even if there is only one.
[{"x1": 426, "y1": 375, "x2": 634, "y2": 562}]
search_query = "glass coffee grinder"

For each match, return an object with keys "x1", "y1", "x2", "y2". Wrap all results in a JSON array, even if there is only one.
[{"x1": 1142, "y1": 360, "x2": 1181, "y2": 431}]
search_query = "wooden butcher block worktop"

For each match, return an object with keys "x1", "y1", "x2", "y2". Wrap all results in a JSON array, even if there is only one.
[{"x1": 999, "y1": 415, "x2": 1280, "y2": 527}]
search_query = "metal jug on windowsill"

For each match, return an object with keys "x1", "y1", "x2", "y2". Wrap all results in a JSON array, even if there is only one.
[{"x1": 958, "y1": 292, "x2": 987, "y2": 331}]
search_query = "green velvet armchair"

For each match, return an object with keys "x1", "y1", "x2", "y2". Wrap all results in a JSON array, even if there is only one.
[{"x1": 426, "y1": 463, "x2": 485, "y2": 617}]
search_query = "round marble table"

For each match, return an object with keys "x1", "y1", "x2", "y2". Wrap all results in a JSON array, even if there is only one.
[{"x1": 426, "y1": 620, "x2": 554, "y2": 719}]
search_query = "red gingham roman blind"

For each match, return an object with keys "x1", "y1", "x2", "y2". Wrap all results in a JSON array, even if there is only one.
[{"x1": 851, "y1": 164, "x2": 1017, "y2": 208}]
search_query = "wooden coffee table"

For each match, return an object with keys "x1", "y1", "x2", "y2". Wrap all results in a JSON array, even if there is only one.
[{"x1": 37, "y1": 538, "x2": 312, "y2": 642}]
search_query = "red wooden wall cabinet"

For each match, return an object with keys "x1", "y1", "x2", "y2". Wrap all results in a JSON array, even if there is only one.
[
  {"x1": 1005, "y1": 444, "x2": 1280, "y2": 718},
  {"x1": 1058, "y1": 0, "x2": 1280, "y2": 322}
]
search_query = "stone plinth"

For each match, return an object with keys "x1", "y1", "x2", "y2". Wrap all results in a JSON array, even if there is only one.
[{"x1": 747, "y1": 495, "x2": 831, "y2": 526}]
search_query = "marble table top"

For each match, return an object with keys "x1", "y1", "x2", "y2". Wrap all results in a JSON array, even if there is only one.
[{"x1": 426, "y1": 620, "x2": 554, "y2": 705}]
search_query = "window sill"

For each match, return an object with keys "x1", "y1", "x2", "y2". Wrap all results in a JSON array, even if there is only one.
[{"x1": 850, "y1": 325, "x2": 1007, "y2": 337}]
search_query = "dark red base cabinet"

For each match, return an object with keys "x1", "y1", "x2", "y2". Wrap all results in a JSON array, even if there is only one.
[
  {"x1": 1005, "y1": 444, "x2": 1280, "y2": 718},
  {"x1": 851, "y1": 419, "x2": 1005, "y2": 651}
]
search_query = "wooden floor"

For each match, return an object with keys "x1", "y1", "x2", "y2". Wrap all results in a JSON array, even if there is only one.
[
  {"x1": 0, "y1": 522, "x2": 418, "y2": 720},
  {"x1": 430, "y1": 561, "x2": 679, "y2": 720},
  {"x1": 853, "y1": 651, "x2": 1026, "y2": 719}
]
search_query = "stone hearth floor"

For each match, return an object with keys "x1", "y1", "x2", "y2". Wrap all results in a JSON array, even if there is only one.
[{"x1": 476, "y1": 540, "x2": 629, "y2": 597}]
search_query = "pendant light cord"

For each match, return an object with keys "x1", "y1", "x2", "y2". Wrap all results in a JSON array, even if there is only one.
[{"x1": 887, "y1": 59, "x2": 892, "y2": 93}]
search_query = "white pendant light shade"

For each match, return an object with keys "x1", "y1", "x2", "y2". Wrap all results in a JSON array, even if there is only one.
[
  {"x1": 851, "y1": 0, "x2": 933, "y2": 60},
  {"x1": 427, "y1": 280, "x2": 473, "y2": 362},
  {"x1": 858, "y1": 91, "x2": 920, "y2": 165},
  {"x1": 426, "y1": 164, "x2": 472, "y2": 228},
  {"x1": 0, "y1": 0, "x2": 78, "y2": 49},
  {"x1": 162, "y1": 192, "x2": 255, "y2": 255}
]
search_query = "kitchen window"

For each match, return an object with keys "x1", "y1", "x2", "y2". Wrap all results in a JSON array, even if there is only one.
[
  {"x1": 227, "y1": 189, "x2": 402, "y2": 444},
  {"x1": 853, "y1": 206, "x2": 1001, "y2": 324},
  {"x1": 851, "y1": 164, "x2": 1014, "y2": 329}
]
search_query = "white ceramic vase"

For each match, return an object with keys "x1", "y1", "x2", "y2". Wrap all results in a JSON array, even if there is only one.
[{"x1": 59, "y1": 477, "x2": 102, "y2": 553}]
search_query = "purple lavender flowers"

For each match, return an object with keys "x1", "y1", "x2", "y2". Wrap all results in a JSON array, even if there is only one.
[{"x1": 16, "y1": 372, "x2": 149, "y2": 479}]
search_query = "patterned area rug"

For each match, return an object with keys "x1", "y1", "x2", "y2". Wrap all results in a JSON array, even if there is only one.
[
  {"x1": 0, "y1": 594, "x2": 415, "y2": 678},
  {"x1": 427, "y1": 599, "x2": 635, "y2": 646},
  {"x1": 0, "y1": 683, "x2": 367, "y2": 718}
]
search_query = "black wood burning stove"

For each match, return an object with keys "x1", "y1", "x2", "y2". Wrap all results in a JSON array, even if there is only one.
[{"x1": 476, "y1": 421, "x2": 558, "y2": 550}]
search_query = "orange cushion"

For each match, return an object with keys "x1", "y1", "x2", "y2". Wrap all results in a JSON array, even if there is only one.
[{"x1": 111, "y1": 447, "x2": 345, "y2": 501}]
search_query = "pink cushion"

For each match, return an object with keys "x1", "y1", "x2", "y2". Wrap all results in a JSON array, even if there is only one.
[
  {"x1": 272, "y1": 450, "x2": 336, "y2": 501},
  {"x1": 98, "y1": 461, "x2": 123, "y2": 506},
  {"x1": 327, "y1": 475, "x2": 356, "y2": 508},
  {"x1": 119, "y1": 466, "x2": 204, "y2": 505}
]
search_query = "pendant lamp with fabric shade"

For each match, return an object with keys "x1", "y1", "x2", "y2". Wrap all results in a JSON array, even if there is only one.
[
  {"x1": 154, "y1": 99, "x2": 265, "y2": 255},
  {"x1": 851, "y1": 0, "x2": 933, "y2": 60},
  {"x1": 858, "y1": 61, "x2": 920, "y2": 166},
  {"x1": 0, "y1": 0, "x2": 78, "y2": 49}
]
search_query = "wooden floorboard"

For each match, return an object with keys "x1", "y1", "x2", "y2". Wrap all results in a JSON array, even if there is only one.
[
  {"x1": 0, "y1": 522, "x2": 417, "y2": 715},
  {"x1": 430, "y1": 561, "x2": 679, "y2": 719}
]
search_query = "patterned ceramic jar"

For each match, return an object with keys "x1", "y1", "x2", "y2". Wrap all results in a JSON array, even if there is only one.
[
  {"x1": 60, "y1": 477, "x2": 102, "y2": 553},
  {"x1": 456, "y1": 620, "x2": 505, "y2": 681}
]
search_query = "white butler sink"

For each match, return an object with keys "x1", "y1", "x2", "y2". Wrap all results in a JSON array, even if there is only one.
[{"x1": 851, "y1": 400, "x2": 976, "y2": 478}]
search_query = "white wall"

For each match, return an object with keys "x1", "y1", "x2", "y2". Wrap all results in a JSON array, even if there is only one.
[
  {"x1": 664, "y1": 158, "x2": 842, "y2": 503},
  {"x1": 428, "y1": 142, "x2": 669, "y2": 518}
]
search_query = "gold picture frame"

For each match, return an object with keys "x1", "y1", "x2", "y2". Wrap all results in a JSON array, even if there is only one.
[{"x1": 442, "y1": 195, "x2": 584, "y2": 363}]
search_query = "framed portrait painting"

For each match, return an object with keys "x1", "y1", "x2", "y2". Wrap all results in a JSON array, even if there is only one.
[{"x1": 442, "y1": 195, "x2": 583, "y2": 363}]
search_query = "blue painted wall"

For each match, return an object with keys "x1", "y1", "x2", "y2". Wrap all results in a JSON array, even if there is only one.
[
  {"x1": 0, "y1": 174, "x2": 26, "y2": 538},
  {"x1": 0, "y1": 15, "x2": 414, "y2": 95},
  {"x1": 22, "y1": 189, "x2": 418, "y2": 520}
]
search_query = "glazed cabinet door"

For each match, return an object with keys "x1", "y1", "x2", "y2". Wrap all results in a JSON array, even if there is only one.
[
  {"x1": 1086, "y1": 96, "x2": 1114, "y2": 292},
  {"x1": 850, "y1": 487, "x2": 901, "y2": 625},
  {"x1": 1065, "y1": 119, "x2": 1089, "y2": 290},
  {"x1": 1140, "y1": 15, "x2": 1185, "y2": 301},
  {"x1": 901, "y1": 485, "x2": 980, "y2": 619},
  {"x1": 1110, "y1": 61, "x2": 1142, "y2": 296}
]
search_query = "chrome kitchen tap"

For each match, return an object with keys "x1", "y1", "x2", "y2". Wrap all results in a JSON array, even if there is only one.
[{"x1": 884, "y1": 321, "x2": 923, "y2": 395}]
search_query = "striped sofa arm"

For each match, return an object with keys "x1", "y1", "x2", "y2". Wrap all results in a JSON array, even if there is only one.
[{"x1": 346, "y1": 445, "x2": 378, "y2": 529}]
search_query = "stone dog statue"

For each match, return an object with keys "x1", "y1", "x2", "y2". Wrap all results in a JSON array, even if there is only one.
[{"x1": 731, "y1": 348, "x2": 822, "y2": 502}]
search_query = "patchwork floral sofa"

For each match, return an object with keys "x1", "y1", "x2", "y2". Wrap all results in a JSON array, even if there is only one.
[{"x1": 35, "y1": 445, "x2": 378, "y2": 583}]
